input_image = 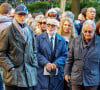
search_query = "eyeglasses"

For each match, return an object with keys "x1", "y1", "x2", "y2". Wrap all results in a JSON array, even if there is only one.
[
  {"x1": 42, "y1": 22, "x2": 46, "y2": 24},
  {"x1": 83, "y1": 30, "x2": 93, "y2": 34},
  {"x1": 38, "y1": 22, "x2": 47, "y2": 25},
  {"x1": 48, "y1": 13, "x2": 57, "y2": 17},
  {"x1": 47, "y1": 24, "x2": 57, "y2": 28}
]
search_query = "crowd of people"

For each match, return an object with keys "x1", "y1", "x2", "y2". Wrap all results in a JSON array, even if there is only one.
[{"x1": 0, "y1": 2, "x2": 100, "y2": 90}]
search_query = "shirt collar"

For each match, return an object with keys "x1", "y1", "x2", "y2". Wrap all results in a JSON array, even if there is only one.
[{"x1": 48, "y1": 34, "x2": 55, "y2": 40}]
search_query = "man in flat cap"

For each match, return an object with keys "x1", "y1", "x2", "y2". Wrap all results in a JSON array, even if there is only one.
[{"x1": 0, "y1": 4, "x2": 38, "y2": 90}]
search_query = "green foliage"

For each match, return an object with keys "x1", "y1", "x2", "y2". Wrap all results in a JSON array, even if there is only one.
[
  {"x1": 65, "y1": 3, "x2": 71, "y2": 11},
  {"x1": 26, "y1": 1, "x2": 100, "y2": 21},
  {"x1": 55, "y1": 2, "x2": 71, "y2": 11},
  {"x1": 80, "y1": 1, "x2": 100, "y2": 21},
  {"x1": 26, "y1": 1, "x2": 50, "y2": 14},
  {"x1": 95, "y1": 5, "x2": 100, "y2": 21},
  {"x1": 80, "y1": 1, "x2": 98, "y2": 8}
]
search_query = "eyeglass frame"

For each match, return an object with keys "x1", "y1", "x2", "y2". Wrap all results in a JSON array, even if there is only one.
[{"x1": 47, "y1": 23, "x2": 57, "y2": 28}]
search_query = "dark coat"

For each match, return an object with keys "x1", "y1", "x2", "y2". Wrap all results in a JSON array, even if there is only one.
[
  {"x1": 64, "y1": 34, "x2": 100, "y2": 86},
  {"x1": 0, "y1": 23, "x2": 38, "y2": 87},
  {"x1": 35, "y1": 32, "x2": 68, "y2": 90}
]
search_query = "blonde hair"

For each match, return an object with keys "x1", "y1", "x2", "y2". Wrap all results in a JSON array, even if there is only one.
[
  {"x1": 39, "y1": 17, "x2": 47, "y2": 33},
  {"x1": 58, "y1": 17, "x2": 76, "y2": 38},
  {"x1": 47, "y1": 18, "x2": 59, "y2": 26}
]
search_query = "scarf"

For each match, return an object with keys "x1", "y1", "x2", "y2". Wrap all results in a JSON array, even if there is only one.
[{"x1": 13, "y1": 19, "x2": 29, "y2": 42}]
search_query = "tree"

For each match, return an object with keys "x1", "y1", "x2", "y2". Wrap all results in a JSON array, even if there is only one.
[
  {"x1": 71, "y1": 0, "x2": 80, "y2": 19},
  {"x1": 60, "y1": 0, "x2": 66, "y2": 15},
  {"x1": 4, "y1": 0, "x2": 8, "y2": 2}
]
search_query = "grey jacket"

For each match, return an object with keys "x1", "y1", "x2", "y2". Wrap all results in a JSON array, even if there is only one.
[
  {"x1": 0, "y1": 15, "x2": 12, "y2": 33},
  {"x1": 0, "y1": 23, "x2": 38, "y2": 87},
  {"x1": 64, "y1": 34, "x2": 100, "y2": 86},
  {"x1": 0, "y1": 15, "x2": 12, "y2": 78}
]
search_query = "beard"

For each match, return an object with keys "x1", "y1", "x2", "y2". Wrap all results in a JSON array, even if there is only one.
[{"x1": 47, "y1": 29, "x2": 57, "y2": 36}]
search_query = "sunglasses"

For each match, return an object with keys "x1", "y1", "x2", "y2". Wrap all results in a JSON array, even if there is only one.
[
  {"x1": 48, "y1": 13, "x2": 57, "y2": 17},
  {"x1": 42, "y1": 22, "x2": 46, "y2": 24},
  {"x1": 83, "y1": 30, "x2": 93, "y2": 34},
  {"x1": 47, "y1": 24, "x2": 57, "y2": 28},
  {"x1": 38, "y1": 22, "x2": 46, "y2": 25}
]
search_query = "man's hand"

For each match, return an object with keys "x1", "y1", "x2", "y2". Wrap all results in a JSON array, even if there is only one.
[
  {"x1": 46, "y1": 63, "x2": 52, "y2": 71},
  {"x1": 64, "y1": 75, "x2": 70, "y2": 83},
  {"x1": 9, "y1": 67, "x2": 15, "y2": 72},
  {"x1": 51, "y1": 63, "x2": 57, "y2": 70},
  {"x1": 11, "y1": 68, "x2": 15, "y2": 71}
]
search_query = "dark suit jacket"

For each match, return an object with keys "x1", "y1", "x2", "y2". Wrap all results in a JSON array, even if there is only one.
[{"x1": 36, "y1": 32, "x2": 68, "y2": 90}]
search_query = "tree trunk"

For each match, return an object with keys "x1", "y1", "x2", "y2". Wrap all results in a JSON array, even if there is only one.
[
  {"x1": 60, "y1": 0, "x2": 66, "y2": 15},
  {"x1": 5, "y1": 0, "x2": 8, "y2": 2},
  {"x1": 71, "y1": 0, "x2": 80, "y2": 20}
]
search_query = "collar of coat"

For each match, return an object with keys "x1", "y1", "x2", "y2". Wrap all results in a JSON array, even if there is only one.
[
  {"x1": 78, "y1": 33, "x2": 100, "y2": 46},
  {"x1": 42, "y1": 32, "x2": 62, "y2": 41}
]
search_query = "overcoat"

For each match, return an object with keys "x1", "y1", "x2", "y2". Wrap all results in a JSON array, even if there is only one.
[
  {"x1": 64, "y1": 34, "x2": 100, "y2": 86},
  {"x1": 35, "y1": 32, "x2": 68, "y2": 90},
  {"x1": 0, "y1": 23, "x2": 38, "y2": 87}
]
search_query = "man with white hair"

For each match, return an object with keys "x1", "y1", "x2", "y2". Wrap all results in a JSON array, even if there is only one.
[
  {"x1": 64, "y1": 20, "x2": 100, "y2": 90},
  {"x1": 35, "y1": 18, "x2": 68, "y2": 90}
]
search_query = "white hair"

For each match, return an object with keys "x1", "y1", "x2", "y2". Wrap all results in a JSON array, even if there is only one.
[
  {"x1": 47, "y1": 18, "x2": 59, "y2": 27},
  {"x1": 62, "y1": 11, "x2": 74, "y2": 20},
  {"x1": 82, "y1": 20, "x2": 96, "y2": 32}
]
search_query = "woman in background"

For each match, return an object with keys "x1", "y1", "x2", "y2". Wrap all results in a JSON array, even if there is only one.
[
  {"x1": 58, "y1": 17, "x2": 77, "y2": 44},
  {"x1": 58, "y1": 17, "x2": 77, "y2": 90}
]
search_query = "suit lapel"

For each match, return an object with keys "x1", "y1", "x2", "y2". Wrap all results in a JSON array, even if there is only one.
[
  {"x1": 43, "y1": 32, "x2": 52, "y2": 51},
  {"x1": 11, "y1": 24, "x2": 26, "y2": 44},
  {"x1": 54, "y1": 34, "x2": 61, "y2": 57}
]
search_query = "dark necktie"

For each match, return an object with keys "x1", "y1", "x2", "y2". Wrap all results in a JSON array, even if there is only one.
[{"x1": 51, "y1": 37, "x2": 54, "y2": 53}]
